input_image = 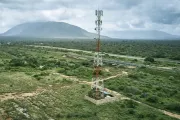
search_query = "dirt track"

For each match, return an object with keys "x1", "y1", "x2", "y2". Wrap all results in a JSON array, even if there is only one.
[{"x1": 0, "y1": 87, "x2": 46, "y2": 102}]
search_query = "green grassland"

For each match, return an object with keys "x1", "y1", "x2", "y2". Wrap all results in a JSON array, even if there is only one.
[
  {"x1": 105, "y1": 67, "x2": 180, "y2": 114},
  {"x1": 1, "y1": 84, "x2": 178, "y2": 120},
  {"x1": 0, "y1": 40, "x2": 179, "y2": 120}
]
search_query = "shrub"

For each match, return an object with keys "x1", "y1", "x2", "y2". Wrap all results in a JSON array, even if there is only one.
[
  {"x1": 132, "y1": 59, "x2": 138, "y2": 62},
  {"x1": 146, "y1": 95, "x2": 159, "y2": 103},
  {"x1": 128, "y1": 73, "x2": 138, "y2": 79},
  {"x1": 56, "y1": 114, "x2": 64, "y2": 118},
  {"x1": 124, "y1": 86, "x2": 141, "y2": 95},
  {"x1": 88, "y1": 89, "x2": 94, "y2": 98},
  {"x1": 57, "y1": 68, "x2": 65, "y2": 73},
  {"x1": 144, "y1": 57, "x2": 155, "y2": 63},
  {"x1": 25, "y1": 57, "x2": 39, "y2": 67},
  {"x1": 171, "y1": 55, "x2": 180, "y2": 60},
  {"x1": 120, "y1": 104, "x2": 125, "y2": 108},
  {"x1": 125, "y1": 100, "x2": 138, "y2": 108},
  {"x1": 169, "y1": 76, "x2": 175, "y2": 80},
  {"x1": 118, "y1": 85, "x2": 125, "y2": 91},
  {"x1": 146, "y1": 113, "x2": 157, "y2": 119},
  {"x1": 137, "y1": 113, "x2": 145, "y2": 118},
  {"x1": 66, "y1": 71, "x2": 75, "y2": 76},
  {"x1": 166, "y1": 103, "x2": 180, "y2": 113},
  {"x1": 40, "y1": 72, "x2": 49, "y2": 76},
  {"x1": 81, "y1": 84, "x2": 86, "y2": 88},
  {"x1": 140, "y1": 93, "x2": 148, "y2": 98},
  {"x1": 33, "y1": 74, "x2": 41, "y2": 80},
  {"x1": 81, "y1": 61, "x2": 91, "y2": 67},
  {"x1": 10, "y1": 58, "x2": 25, "y2": 66},
  {"x1": 128, "y1": 109, "x2": 135, "y2": 114}
]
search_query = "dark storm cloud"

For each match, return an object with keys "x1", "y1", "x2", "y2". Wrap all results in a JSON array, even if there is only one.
[
  {"x1": 1, "y1": 0, "x2": 180, "y2": 36},
  {"x1": 149, "y1": 7, "x2": 180, "y2": 24},
  {"x1": 135, "y1": 0, "x2": 180, "y2": 25}
]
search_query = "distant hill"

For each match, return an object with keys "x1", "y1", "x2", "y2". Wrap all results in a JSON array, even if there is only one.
[
  {"x1": 1, "y1": 22, "x2": 180, "y2": 40},
  {"x1": 109, "y1": 30, "x2": 180, "y2": 40},
  {"x1": 1, "y1": 21, "x2": 108, "y2": 39}
]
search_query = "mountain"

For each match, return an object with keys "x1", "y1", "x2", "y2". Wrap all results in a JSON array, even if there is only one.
[
  {"x1": 2, "y1": 22, "x2": 179, "y2": 40},
  {"x1": 108, "y1": 30, "x2": 180, "y2": 40},
  {"x1": 2, "y1": 21, "x2": 108, "y2": 39}
]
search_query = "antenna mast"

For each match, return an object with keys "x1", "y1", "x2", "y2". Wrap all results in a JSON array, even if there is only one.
[{"x1": 91, "y1": 10, "x2": 104, "y2": 99}]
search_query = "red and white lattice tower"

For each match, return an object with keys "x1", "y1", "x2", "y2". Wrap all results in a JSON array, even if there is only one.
[{"x1": 91, "y1": 10, "x2": 104, "y2": 98}]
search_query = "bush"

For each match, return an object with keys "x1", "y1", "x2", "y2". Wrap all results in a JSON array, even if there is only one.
[
  {"x1": 81, "y1": 61, "x2": 91, "y2": 67},
  {"x1": 146, "y1": 112, "x2": 157, "y2": 119},
  {"x1": 57, "y1": 68, "x2": 65, "y2": 73},
  {"x1": 56, "y1": 114, "x2": 64, "y2": 118},
  {"x1": 118, "y1": 85, "x2": 125, "y2": 91},
  {"x1": 40, "y1": 72, "x2": 49, "y2": 76},
  {"x1": 81, "y1": 84, "x2": 86, "y2": 88},
  {"x1": 128, "y1": 109, "x2": 135, "y2": 114},
  {"x1": 61, "y1": 78, "x2": 73, "y2": 84},
  {"x1": 144, "y1": 57, "x2": 155, "y2": 63},
  {"x1": 66, "y1": 71, "x2": 75, "y2": 76},
  {"x1": 125, "y1": 100, "x2": 138, "y2": 108},
  {"x1": 128, "y1": 73, "x2": 138, "y2": 79},
  {"x1": 10, "y1": 58, "x2": 25, "y2": 66},
  {"x1": 140, "y1": 93, "x2": 148, "y2": 98},
  {"x1": 132, "y1": 59, "x2": 138, "y2": 62},
  {"x1": 171, "y1": 55, "x2": 180, "y2": 60},
  {"x1": 146, "y1": 95, "x2": 159, "y2": 103},
  {"x1": 166, "y1": 103, "x2": 180, "y2": 113},
  {"x1": 25, "y1": 57, "x2": 39, "y2": 67},
  {"x1": 124, "y1": 86, "x2": 141, "y2": 95},
  {"x1": 169, "y1": 76, "x2": 175, "y2": 80},
  {"x1": 137, "y1": 113, "x2": 145, "y2": 118}
]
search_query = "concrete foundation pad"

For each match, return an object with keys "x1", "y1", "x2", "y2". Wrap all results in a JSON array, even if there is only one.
[
  {"x1": 84, "y1": 88, "x2": 121, "y2": 105},
  {"x1": 84, "y1": 95, "x2": 119, "y2": 105}
]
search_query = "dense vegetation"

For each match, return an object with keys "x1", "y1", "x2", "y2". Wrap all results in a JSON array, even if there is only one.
[
  {"x1": 22, "y1": 40, "x2": 180, "y2": 60},
  {"x1": 105, "y1": 67, "x2": 180, "y2": 114},
  {"x1": 48, "y1": 40, "x2": 180, "y2": 60},
  {"x1": 1, "y1": 37, "x2": 180, "y2": 60}
]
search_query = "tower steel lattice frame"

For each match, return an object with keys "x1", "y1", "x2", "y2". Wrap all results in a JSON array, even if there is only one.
[{"x1": 91, "y1": 10, "x2": 104, "y2": 99}]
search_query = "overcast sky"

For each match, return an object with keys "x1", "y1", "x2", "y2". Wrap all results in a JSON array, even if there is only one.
[{"x1": 0, "y1": 0, "x2": 180, "y2": 37}]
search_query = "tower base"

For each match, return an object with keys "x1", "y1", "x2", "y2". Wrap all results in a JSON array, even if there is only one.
[{"x1": 85, "y1": 88, "x2": 120, "y2": 105}]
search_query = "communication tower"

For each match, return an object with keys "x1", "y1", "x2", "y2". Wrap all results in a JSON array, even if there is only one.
[{"x1": 91, "y1": 10, "x2": 104, "y2": 99}]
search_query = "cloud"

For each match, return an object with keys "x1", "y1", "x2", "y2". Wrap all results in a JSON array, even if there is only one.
[
  {"x1": 1, "y1": 0, "x2": 180, "y2": 37},
  {"x1": 149, "y1": 7, "x2": 180, "y2": 25}
]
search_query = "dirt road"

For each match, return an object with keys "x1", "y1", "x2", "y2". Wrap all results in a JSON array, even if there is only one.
[{"x1": 0, "y1": 87, "x2": 46, "y2": 102}]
